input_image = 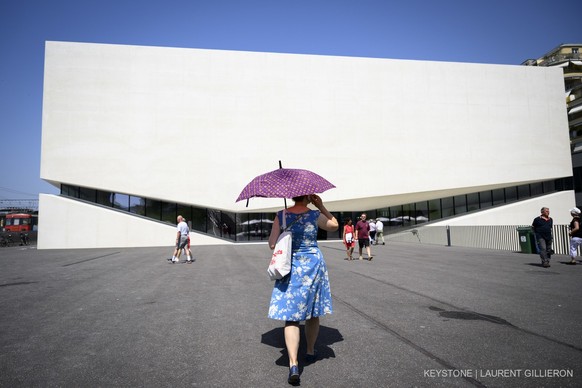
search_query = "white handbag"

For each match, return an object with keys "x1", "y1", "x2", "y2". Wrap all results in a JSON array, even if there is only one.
[{"x1": 267, "y1": 210, "x2": 293, "y2": 280}]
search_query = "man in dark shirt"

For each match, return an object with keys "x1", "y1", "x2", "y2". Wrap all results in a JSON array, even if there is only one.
[
  {"x1": 355, "y1": 213, "x2": 373, "y2": 261},
  {"x1": 532, "y1": 207, "x2": 553, "y2": 268}
]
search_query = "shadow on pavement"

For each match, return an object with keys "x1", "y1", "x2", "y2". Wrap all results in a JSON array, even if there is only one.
[{"x1": 261, "y1": 325, "x2": 344, "y2": 367}]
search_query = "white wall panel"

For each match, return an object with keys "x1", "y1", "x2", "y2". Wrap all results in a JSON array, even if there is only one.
[
  {"x1": 37, "y1": 194, "x2": 229, "y2": 249},
  {"x1": 41, "y1": 41, "x2": 571, "y2": 215}
]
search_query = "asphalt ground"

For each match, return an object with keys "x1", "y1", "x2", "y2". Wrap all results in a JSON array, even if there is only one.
[{"x1": 0, "y1": 240, "x2": 581, "y2": 388}]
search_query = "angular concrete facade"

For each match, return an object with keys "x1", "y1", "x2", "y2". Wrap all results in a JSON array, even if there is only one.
[{"x1": 39, "y1": 41, "x2": 574, "y2": 249}]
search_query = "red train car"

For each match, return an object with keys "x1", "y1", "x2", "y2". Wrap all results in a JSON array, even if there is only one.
[{"x1": 4, "y1": 213, "x2": 33, "y2": 232}]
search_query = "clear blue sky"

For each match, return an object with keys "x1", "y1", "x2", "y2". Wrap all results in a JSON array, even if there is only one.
[{"x1": 0, "y1": 0, "x2": 580, "y2": 201}]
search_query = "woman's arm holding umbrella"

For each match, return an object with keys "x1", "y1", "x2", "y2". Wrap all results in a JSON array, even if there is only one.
[{"x1": 310, "y1": 195, "x2": 338, "y2": 232}]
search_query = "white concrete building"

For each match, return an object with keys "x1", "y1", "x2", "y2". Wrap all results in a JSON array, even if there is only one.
[{"x1": 39, "y1": 41, "x2": 574, "y2": 249}]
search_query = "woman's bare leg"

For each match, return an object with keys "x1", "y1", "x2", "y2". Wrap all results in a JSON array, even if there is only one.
[
  {"x1": 305, "y1": 317, "x2": 320, "y2": 355},
  {"x1": 284, "y1": 322, "x2": 300, "y2": 366}
]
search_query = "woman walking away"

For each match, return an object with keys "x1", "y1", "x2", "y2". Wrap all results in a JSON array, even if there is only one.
[
  {"x1": 569, "y1": 207, "x2": 582, "y2": 265},
  {"x1": 343, "y1": 217, "x2": 355, "y2": 260},
  {"x1": 268, "y1": 194, "x2": 338, "y2": 385}
]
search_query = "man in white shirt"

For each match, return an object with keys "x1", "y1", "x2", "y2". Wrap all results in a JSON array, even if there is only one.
[
  {"x1": 369, "y1": 219, "x2": 377, "y2": 245},
  {"x1": 170, "y1": 215, "x2": 193, "y2": 263},
  {"x1": 375, "y1": 219, "x2": 385, "y2": 245}
]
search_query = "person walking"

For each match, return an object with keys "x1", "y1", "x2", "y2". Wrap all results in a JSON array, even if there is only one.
[
  {"x1": 343, "y1": 217, "x2": 355, "y2": 260},
  {"x1": 369, "y1": 219, "x2": 377, "y2": 245},
  {"x1": 375, "y1": 219, "x2": 385, "y2": 245},
  {"x1": 568, "y1": 207, "x2": 582, "y2": 265},
  {"x1": 170, "y1": 215, "x2": 193, "y2": 263},
  {"x1": 182, "y1": 218, "x2": 194, "y2": 263},
  {"x1": 355, "y1": 213, "x2": 373, "y2": 261},
  {"x1": 532, "y1": 207, "x2": 553, "y2": 268},
  {"x1": 267, "y1": 194, "x2": 338, "y2": 385}
]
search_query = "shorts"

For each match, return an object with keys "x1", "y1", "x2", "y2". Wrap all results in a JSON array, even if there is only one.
[
  {"x1": 570, "y1": 237, "x2": 582, "y2": 257},
  {"x1": 358, "y1": 238, "x2": 370, "y2": 248},
  {"x1": 177, "y1": 235, "x2": 189, "y2": 249}
]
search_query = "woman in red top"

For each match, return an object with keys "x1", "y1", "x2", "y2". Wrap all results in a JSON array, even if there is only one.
[{"x1": 343, "y1": 218, "x2": 355, "y2": 260}]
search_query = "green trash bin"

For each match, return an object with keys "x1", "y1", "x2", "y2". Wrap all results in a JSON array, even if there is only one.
[{"x1": 517, "y1": 226, "x2": 536, "y2": 254}]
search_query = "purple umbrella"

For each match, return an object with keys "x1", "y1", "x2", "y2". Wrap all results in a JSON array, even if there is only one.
[{"x1": 236, "y1": 167, "x2": 336, "y2": 204}]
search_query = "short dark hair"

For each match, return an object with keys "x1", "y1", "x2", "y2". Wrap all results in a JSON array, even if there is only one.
[{"x1": 292, "y1": 195, "x2": 307, "y2": 202}]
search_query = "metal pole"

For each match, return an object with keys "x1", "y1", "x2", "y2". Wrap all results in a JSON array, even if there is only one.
[{"x1": 279, "y1": 160, "x2": 287, "y2": 209}]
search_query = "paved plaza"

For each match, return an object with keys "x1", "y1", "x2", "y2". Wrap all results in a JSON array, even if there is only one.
[{"x1": 0, "y1": 240, "x2": 581, "y2": 387}]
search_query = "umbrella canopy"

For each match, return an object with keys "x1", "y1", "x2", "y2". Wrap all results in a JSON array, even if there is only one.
[{"x1": 236, "y1": 168, "x2": 335, "y2": 203}]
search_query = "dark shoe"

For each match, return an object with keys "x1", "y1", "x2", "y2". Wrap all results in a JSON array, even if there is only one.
[
  {"x1": 569, "y1": 259, "x2": 577, "y2": 265},
  {"x1": 542, "y1": 262, "x2": 550, "y2": 268},
  {"x1": 368, "y1": 256, "x2": 373, "y2": 261},
  {"x1": 288, "y1": 365, "x2": 300, "y2": 385},
  {"x1": 305, "y1": 351, "x2": 318, "y2": 364}
]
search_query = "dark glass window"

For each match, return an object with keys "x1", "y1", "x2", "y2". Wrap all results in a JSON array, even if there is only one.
[
  {"x1": 237, "y1": 213, "x2": 249, "y2": 241},
  {"x1": 79, "y1": 187, "x2": 96, "y2": 202},
  {"x1": 389, "y1": 205, "x2": 403, "y2": 226},
  {"x1": 402, "y1": 203, "x2": 415, "y2": 225},
  {"x1": 207, "y1": 209, "x2": 221, "y2": 236},
  {"x1": 96, "y1": 191, "x2": 114, "y2": 207},
  {"x1": 492, "y1": 189, "x2": 505, "y2": 206},
  {"x1": 177, "y1": 204, "x2": 192, "y2": 225},
  {"x1": 62, "y1": 184, "x2": 79, "y2": 198},
  {"x1": 376, "y1": 209, "x2": 389, "y2": 220},
  {"x1": 454, "y1": 195, "x2": 467, "y2": 215},
  {"x1": 191, "y1": 207, "x2": 207, "y2": 233},
  {"x1": 505, "y1": 186, "x2": 517, "y2": 203},
  {"x1": 161, "y1": 202, "x2": 177, "y2": 224},
  {"x1": 58, "y1": 177, "x2": 571, "y2": 243},
  {"x1": 441, "y1": 197, "x2": 454, "y2": 218},
  {"x1": 517, "y1": 184, "x2": 530, "y2": 199},
  {"x1": 114, "y1": 193, "x2": 129, "y2": 211},
  {"x1": 145, "y1": 199, "x2": 161, "y2": 220},
  {"x1": 543, "y1": 180, "x2": 556, "y2": 193},
  {"x1": 530, "y1": 182, "x2": 543, "y2": 196},
  {"x1": 415, "y1": 201, "x2": 429, "y2": 223},
  {"x1": 556, "y1": 177, "x2": 573, "y2": 191},
  {"x1": 129, "y1": 196, "x2": 146, "y2": 216},
  {"x1": 428, "y1": 199, "x2": 441, "y2": 221},
  {"x1": 467, "y1": 193, "x2": 480, "y2": 212},
  {"x1": 479, "y1": 190, "x2": 492, "y2": 208},
  {"x1": 220, "y1": 211, "x2": 236, "y2": 241},
  {"x1": 240, "y1": 212, "x2": 269, "y2": 241}
]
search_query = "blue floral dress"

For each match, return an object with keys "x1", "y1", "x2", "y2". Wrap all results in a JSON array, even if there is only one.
[{"x1": 268, "y1": 209, "x2": 333, "y2": 321}]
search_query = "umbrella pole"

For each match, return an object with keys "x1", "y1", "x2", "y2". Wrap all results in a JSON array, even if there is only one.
[{"x1": 278, "y1": 160, "x2": 288, "y2": 209}]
